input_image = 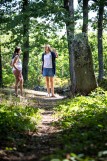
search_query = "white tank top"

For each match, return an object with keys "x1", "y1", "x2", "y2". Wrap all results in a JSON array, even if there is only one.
[
  {"x1": 43, "y1": 52, "x2": 52, "y2": 68},
  {"x1": 12, "y1": 55, "x2": 22, "y2": 71}
]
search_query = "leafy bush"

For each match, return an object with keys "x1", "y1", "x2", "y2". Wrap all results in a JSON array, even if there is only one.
[
  {"x1": 0, "y1": 103, "x2": 41, "y2": 141},
  {"x1": 52, "y1": 88, "x2": 107, "y2": 161}
]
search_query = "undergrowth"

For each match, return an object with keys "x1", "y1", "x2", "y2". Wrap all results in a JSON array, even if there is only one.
[
  {"x1": 0, "y1": 98, "x2": 42, "y2": 150},
  {"x1": 50, "y1": 88, "x2": 107, "y2": 161}
]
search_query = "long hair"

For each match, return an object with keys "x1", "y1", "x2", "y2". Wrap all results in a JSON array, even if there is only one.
[
  {"x1": 12, "y1": 47, "x2": 21, "y2": 59},
  {"x1": 44, "y1": 44, "x2": 51, "y2": 52}
]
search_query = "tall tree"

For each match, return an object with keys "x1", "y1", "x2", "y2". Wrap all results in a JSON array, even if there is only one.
[
  {"x1": 91, "y1": 0, "x2": 107, "y2": 81},
  {"x1": 97, "y1": 0, "x2": 105, "y2": 82},
  {"x1": 64, "y1": 0, "x2": 76, "y2": 95},
  {"x1": 79, "y1": 0, "x2": 107, "y2": 81},
  {"x1": 0, "y1": 8, "x2": 3, "y2": 87},
  {"x1": 0, "y1": 0, "x2": 11, "y2": 87},
  {"x1": 82, "y1": 0, "x2": 89, "y2": 34},
  {"x1": 0, "y1": 40, "x2": 2, "y2": 87},
  {"x1": 78, "y1": 0, "x2": 89, "y2": 34},
  {"x1": 22, "y1": 0, "x2": 29, "y2": 83}
]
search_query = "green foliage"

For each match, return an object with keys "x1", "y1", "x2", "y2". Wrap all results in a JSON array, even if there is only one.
[
  {"x1": 89, "y1": 33, "x2": 107, "y2": 77},
  {"x1": 51, "y1": 153, "x2": 94, "y2": 161},
  {"x1": 56, "y1": 89, "x2": 107, "y2": 129},
  {"x1": 1, "y1": 0, "x2": 107, "y2": 88},
  {"x1": 0, "y1": 103, "x2": 41, "y2": 141},
  {"x1": 1, "y1": 31, "x2": 107, "y2": 89},
  {"x1": 98, "y1": 78, "x2": 107, "y2": 90},
  {"x1": 51, "y1": 88, "x2": 107, "y2": 160},
  {"x1": 1, "y1": 31, "x2": 70, "y2": 88}
]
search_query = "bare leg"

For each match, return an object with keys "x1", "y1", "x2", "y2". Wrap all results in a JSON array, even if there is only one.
[
  {"x1": 45, "y1": 77, "x2": 50, "y2": 95},
  {"x1": 49, "y1": 79, "x2": 51, "y2": 94},
  {"x1": 50, "y1": 77, "x2": 55, "y2": 96},
  {"x1": 15, "y1": 79, "x2": 19, "y2": 96},
  {"x1": 20, "y1": 79, "x2": 23, "y2": 96}
]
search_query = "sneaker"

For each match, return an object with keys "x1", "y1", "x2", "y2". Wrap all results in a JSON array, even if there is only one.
[{"x1": 46, "y1": 93, "x2": 50, "y2": 97}]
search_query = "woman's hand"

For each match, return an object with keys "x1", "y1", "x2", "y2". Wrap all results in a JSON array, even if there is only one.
[{"x1": 55, "y1": 52, "x2": 58, "y2": 58}]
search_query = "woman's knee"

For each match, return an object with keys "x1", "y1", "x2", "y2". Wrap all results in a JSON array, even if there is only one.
[
  {"x1": 20, "y1": 79, "x2": 23, "y2": 85},
  {"x1": 46, "y1": 77, "x2": 49, "y2": 82},
  {"x1": 50, "y1": 77, "x2": 54, "y2": 83},
  {"x1": 15, "y1": 79, "x2": 19, "y2": 85}
]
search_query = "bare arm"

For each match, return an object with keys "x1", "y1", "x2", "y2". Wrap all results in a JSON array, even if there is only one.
[{"x1": 13, "y1": 55, "x2": 19, "y2": 71}]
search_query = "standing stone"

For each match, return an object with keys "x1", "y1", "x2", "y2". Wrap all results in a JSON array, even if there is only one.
[{"x1": 72, "y1": 33, "x2": 97, "y2": 95}]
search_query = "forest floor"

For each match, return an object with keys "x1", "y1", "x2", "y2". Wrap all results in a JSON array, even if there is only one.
[{"x1": 0, "y1": 88, "x2": 66, "y2": 161}]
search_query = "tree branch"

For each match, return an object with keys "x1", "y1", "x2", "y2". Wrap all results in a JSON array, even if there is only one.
[{"x1": 91, "y1": 0, "x2": 98, "y2": 3}]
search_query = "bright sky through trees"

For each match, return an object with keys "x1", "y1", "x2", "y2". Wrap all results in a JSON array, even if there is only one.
[{"x1": 74, "y1": 0, "x2": 78, "y2": 9}]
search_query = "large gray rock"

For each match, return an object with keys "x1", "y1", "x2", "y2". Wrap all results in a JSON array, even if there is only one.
[{"x1": 72, "y1": 33, "x2": 97, "y2": 95}]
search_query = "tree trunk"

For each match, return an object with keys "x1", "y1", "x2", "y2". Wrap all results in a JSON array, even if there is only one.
[
  {"x1": 64, "y1": 0, "x2": 76, "y2": 95},
  {"x1": 22, "y1": 0, "x2": 29, "y2": 83},
  {"x1": 98, "y1": 3, "x2": 104, "y2": 82},
  {"x1": 82, "y1": 0, "x2": 88, "y2": 34},
  {"x1": 0, "y1": 40, "x2": 2, "y2": 87}
]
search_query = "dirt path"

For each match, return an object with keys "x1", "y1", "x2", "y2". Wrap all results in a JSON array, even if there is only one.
[
  {"x1": 38, "y1": 110, "x2": 59, "y2": 135},
  {"x1": 0, "y1": 88, "x2": 65, "y2": 161}
]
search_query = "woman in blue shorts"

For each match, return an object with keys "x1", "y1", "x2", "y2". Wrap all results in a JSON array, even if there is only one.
[{"x1": 42, "y1": 44, "x2": 58, "y2": 97}]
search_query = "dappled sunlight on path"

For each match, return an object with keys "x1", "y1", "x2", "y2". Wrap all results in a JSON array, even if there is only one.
[{"x1": 0, "y1": 88, "x2": 65, "y2": 161}]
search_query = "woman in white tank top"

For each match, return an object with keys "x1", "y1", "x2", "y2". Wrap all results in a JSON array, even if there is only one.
[{"x1": 12, "y1": 47, "x2": 23, "y2": 97}]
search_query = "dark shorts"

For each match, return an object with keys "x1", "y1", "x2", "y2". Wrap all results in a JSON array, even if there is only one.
[{"x1": 43, "y1": 68, "x2": 54, "y2": 77}]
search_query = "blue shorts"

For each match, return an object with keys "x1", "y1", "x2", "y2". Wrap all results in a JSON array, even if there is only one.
[{"x1": 43, "y1": 68, "x2": 54, "y2": 77}]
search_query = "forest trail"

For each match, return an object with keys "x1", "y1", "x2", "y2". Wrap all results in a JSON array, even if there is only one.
[{"x1": 0, "y1": 88, "x2": 66, "y2": 161}]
